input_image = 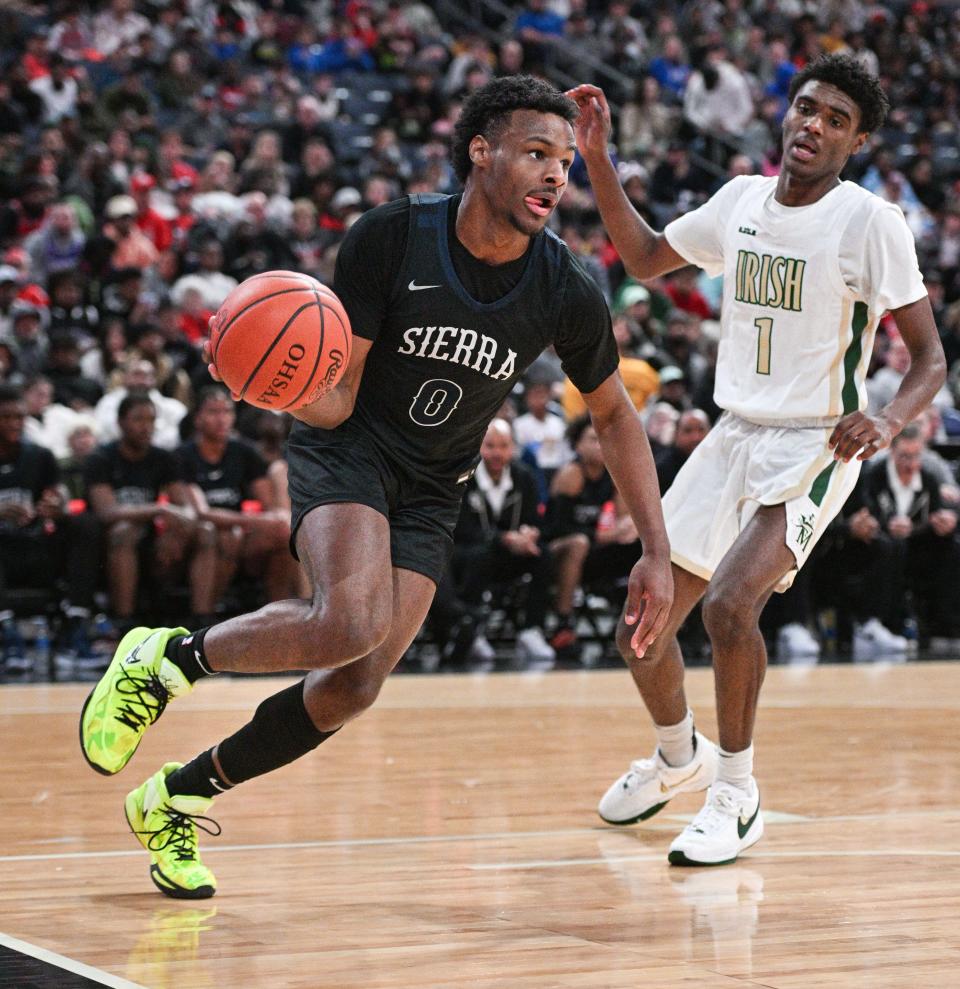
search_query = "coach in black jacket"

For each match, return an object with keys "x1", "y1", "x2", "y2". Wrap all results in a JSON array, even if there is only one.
[
  {"x1": 836, "y1": 422, "x2": 960, "y2": 641},
  {"x1": 451, "y1": 418, "x2": 553, "y2": 638}
]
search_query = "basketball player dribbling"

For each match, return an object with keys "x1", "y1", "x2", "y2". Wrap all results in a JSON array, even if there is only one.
[
  {"x1": 566, "y1": 54, "x2": 946, "y2": 866},
  {"x1": 80, "y1": 76, "x2": 674, "y2": 898}
]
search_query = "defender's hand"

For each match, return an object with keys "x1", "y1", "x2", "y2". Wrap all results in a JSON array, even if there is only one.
[
  {"x1": 624, "y1": 553, "x2": 674, "y2": 658},
  {"x1": 828, "y1": 411, "x2": 897, "y2": 462},
  {"x1": 564, "y1": 84, "x2": 613, "y2": 160}
]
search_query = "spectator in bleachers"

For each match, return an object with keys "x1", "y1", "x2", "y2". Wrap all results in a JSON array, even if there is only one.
[
  {"x1": 683, "y1": 45, "x2": 755, "y2": 145},
  {"x1": 0, "y1": 381, "x2": 101, "y2": 669},
  {"x1": 171, "y1": 238, "x2": 237, "y2": 312},
  {"x1": 655, "y1": 365, "x2": 691, "y2": 414},
  {"x1": 547, "y1": 415, "x2": 641, "y2": 614},
  {"x1": 655, "y1": 408, "x2": 710, "y2": 494},
  {"x1": 514, "y1": 0, "x2": 565, "y2": 67},
  {"x1": 619, "y1": 76, "x2": 680, "y2": 160},
  {"x1": 452, "y1": 419, "x2": 558, "y2": 668},
  {"x1": 58, "y1": 414, "x2": 98, "y2": 502},
  {"x1": 129, "y1": 173, "x2": 173, "y2": 254},
  {"x1": 178, "y1": 386, "x2": 298, "y2": 609},
  {"x1": 95, "y1": 357, "x2": 187, "y2": 451},
  {"x1": 85, "y1": 391, "x2": 216, "y2": 631},
  {"x1": 869, "y1": 332, "x2": 954, "y2": 414},
  {"x1": 93, "y1": 0, "x2": 150, "y2": 60},
  {"x1": 0, "y1": 175, "x2": 56, "y2": 250},
  {"x1": 828, "y1": 423, "x2": 960, "y2": 658},
  {"x1": 514, "y1": 377, "x2": 572, "y2": 497},
  {"x1": 655, "y1": 310, "x2": 710, "y2": 394},
  {"x1": 43, "y1": 330, "x2": 102, "y2": 410},
  {"x1": 648, "y1": 34, "x2": 691, "y2": 101},
  {"x1": 29, "y1": 54, "x2": 79, "y2": 125},
  {"x1": 100, "y1": 266, "x2": 153, "y2": 325},
  {"x1": 103, "y1": 195, "x2": 158, "y2": 271},
  {"x1": 6, "y1": 303, "x2": 48, "y2": 381},
  {"x1": 47, "y1": 270, "x2": 99, "y2": 344},
  {"x1": 79, "y1": 315, "x2": 128, "y2": 390}
]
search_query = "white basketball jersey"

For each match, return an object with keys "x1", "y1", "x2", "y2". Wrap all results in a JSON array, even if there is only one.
[{"x1": 665, "y1": 176, "x2": 927, "y2": 425}]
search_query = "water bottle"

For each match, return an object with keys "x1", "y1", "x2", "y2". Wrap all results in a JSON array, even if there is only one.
[
  {"x1": 34, "y1": 616, "x2": 51, "y2": 657},
  {"x1": 902, "y1": 616, "x2": 919, "y2": 656},
  {"x1": 1, "y1": 613, "x2": 29, "y2": 673}
]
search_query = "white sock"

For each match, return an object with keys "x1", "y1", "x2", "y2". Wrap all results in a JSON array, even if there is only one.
[
  {"x1": 717, "y1": 744, "x2": 754, "y2": 791},
  {"x1": 655, "y1": 709, "x2": 695, "y2": 767}
]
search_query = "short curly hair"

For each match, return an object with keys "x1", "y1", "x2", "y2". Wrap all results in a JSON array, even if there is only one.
[
  {"x1": 787, "y1": 53, "x2": 889, "y2": 134},
  {"x1": 451, "y1": 75, "x2": 577, "y2": 184}
]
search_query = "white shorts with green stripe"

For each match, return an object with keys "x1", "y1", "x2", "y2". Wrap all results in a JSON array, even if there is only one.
[{"x1": 662, "y1": 411, "x2": 860, "y2": 592}]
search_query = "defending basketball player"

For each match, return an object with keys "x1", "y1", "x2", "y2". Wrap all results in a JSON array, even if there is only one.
[
  {"x1": 566, "y1": 54, "x2": 946, "y2": 866},
  {"x1": 79, "y1": 76, "x2": 673, "y2": 898}
]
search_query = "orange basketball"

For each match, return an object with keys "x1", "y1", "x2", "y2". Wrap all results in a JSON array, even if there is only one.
[{"x1": 209, "y1": 270, "x2": 352, "y2": 412}]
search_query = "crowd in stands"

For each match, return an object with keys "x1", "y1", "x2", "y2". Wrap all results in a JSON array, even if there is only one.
[{"x1": 2, "y1": 0, "x2": 960, "y2": 675}]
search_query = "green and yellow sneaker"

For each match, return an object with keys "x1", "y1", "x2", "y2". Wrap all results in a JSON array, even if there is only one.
[
  {"x1": 125, "y1": 763, "x2": 220, "y2": 899},
  {"x1": 80, "y1": 626, "x2": 192, "y2": 776}
]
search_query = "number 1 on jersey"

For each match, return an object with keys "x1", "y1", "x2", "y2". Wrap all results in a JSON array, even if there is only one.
[{"x1": 754, "y1": 317, "x2": 774, "y2": 375}]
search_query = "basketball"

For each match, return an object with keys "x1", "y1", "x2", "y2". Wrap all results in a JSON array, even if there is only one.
[{"x1": 208, "y1": 270, "x2": 352, "y2": 412}]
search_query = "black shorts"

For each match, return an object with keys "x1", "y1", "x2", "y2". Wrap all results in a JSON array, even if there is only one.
[{"x1": 286, "y1": 419, "x2": 464, "y2": 586}]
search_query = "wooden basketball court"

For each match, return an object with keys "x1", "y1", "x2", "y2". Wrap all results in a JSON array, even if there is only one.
[{"x1": 1, "y1": 662, "x2": 958, "y2": 988}]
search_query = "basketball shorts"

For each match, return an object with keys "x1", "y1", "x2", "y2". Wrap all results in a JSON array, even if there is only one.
[
  {"x1": 663, "y1": 412, "x2": 861, "y2": 592},
  {"x1": 286, "y1": 419, "x2": 464, "y2": 586}
]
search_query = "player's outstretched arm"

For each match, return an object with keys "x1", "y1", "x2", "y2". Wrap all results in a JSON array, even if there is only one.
[
  {"x1": 829, "y1": 296, "x2": 946, "y2": 462},
  {"x1": 565, "y1": 84, "x2": 686, "y2": 281},
  {"x1": 581, "y1": 371, "x2": 673, "y2": 656}
]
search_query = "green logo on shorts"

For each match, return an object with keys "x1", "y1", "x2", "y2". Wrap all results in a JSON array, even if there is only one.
[{"x1": 794, "y1": 513, "x2": 815, "y2": 551}]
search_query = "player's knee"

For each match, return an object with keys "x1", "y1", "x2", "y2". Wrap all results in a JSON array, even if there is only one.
[
  {"x1": 218, "y1": 526, "x2": 244, "y2": 560},
  {"x1": 304, "y1": 595, "x2": 391, "y2": 665},
  {"x1": 701, "y1": 588, "x2": 748, "y2": 645},
  {"x1": 195, "y1": 520, "x2": 217, "y2": 549},
  {"x1": 615, "y1": 620, "x2": 665, "y2": 665},
  {"x1": 569, "y1": 532, "x2": 590, "y2": 561},
  {"x1": 329, "y1": 668, "x2": 384, "y2": 721},
  {"x1": 108, "y1": 520, "x2": 141, "y2": 549}
]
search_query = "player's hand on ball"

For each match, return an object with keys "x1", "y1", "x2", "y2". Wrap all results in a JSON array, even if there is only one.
[
  {"x1": 828, "y1": 411, "x2": 896, "y2": 462},
  {"x1": 204, "y1": 321, "x2": 239, "y2": 399},
  {"x1": 624, "y1": 553, "x2": 674, "y2": 658}
]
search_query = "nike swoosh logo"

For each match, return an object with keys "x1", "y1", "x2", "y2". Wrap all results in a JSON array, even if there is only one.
[
  {"x1": 124, "y1": 631, "x2": 158, "y2": 666},
  {"x1": 408, "y1": 280, "x2": 441, "y2": 291},
  {"x1": 738, "y1": 801, "x2": 760, "y2": 839},
  {"x1": 660, "y1": 766, "x2": 702, "y2": 794}
]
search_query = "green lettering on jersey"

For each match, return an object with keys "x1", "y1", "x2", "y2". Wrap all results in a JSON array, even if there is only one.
[{"x1": 734, "y1": 250, "x2": 805, "y2": 312}]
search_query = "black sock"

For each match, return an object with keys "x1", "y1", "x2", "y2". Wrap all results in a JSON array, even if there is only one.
[
  {"x1": 166, "y1": 748, "x2": 224, "y2": 800},
  {"x1": 166, "y1": 680, "x2": 339, "y2": 800},
  {"x1": 165, "y1": 626, "x2": 215, "y2": 683}
]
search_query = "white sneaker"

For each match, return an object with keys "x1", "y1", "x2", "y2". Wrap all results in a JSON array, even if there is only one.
[
  {"x1": 515, "y1": 627, "x2": 556, "y2": 668},
  {"x1": 776, "y1": 622, "x2": 821, "y2": 663},
  {"x1": 928, "y1": 637, "x2": 960, "y2": 657},
  {"x1": 668, "y1": 778, "x2": 763, "y2": 866},
  {"x1": 598, "y1": 730, "x2": 718, "y2": 825},
  {"x1": 853, "y1": 617, "x2": 908, "y2": 661},
  {"x1": 466, "y1": 634, "x2": 496, "y2": 666}
]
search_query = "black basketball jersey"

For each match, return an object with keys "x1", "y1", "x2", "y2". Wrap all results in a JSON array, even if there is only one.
[
  {"x1": 571, "y1": 466, "x2": 615, "y2": 534},
  {"x1": 0, "y1": 441, "x2": 59, "y2": 535},
  {"x1": 177, "y1": 439, "x2": 267, "y2": 512},
  {"x1": 84, "y1": 441, "x2": 179, "y2": 505},
  {"x1": 295, "y1": 194, "x2": 618, "y2": 485}
]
